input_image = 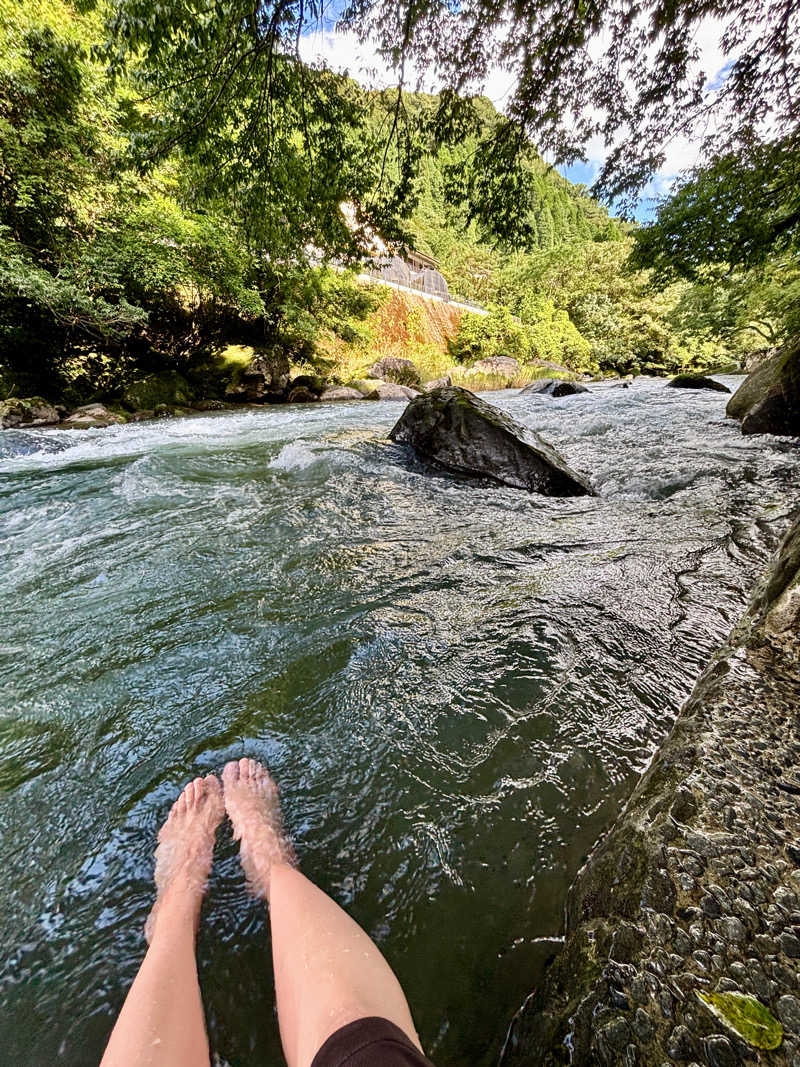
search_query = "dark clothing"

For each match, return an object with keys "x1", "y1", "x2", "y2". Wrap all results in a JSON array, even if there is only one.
[{"x1": 311, "y1": 1017, "x2": 436, "y2": 1067}]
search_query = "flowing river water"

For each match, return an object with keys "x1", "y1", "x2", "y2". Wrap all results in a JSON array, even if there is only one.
[{"x1": 0, "y1": 377, "x2": 798, "y2": 1066}]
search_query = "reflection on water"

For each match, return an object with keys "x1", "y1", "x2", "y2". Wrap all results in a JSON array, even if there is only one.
[{"x1": 0, "y1": 379, "x2": 798, "y2": 1065}]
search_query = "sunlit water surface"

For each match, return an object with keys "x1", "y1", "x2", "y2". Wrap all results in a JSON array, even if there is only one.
[{"x1": 0, "y1": 378, "x2": 798, "y2": 1065}]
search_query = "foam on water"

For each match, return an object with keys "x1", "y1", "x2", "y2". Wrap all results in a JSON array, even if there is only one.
[{"x1": 0, "y1": 377, "x2": 798, "y2": 1066}]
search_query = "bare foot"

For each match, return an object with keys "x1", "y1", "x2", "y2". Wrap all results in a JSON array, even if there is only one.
[
  {"x1": 222, "y1": 758, "x2": 296, "y2": 900},
  {"x1": 145, "y1": 774, "x2": 225, "y2": 942}
]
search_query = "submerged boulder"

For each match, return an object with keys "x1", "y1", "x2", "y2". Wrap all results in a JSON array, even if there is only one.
[
  {"x1": 367, "y1": 356, "x2": 420, "y2": 386},
  {"x1": 726, "y1": 335, "x2": 800, "y2": 436},
  {"x1": 667, "y1": 374, "x2": 731, "y2": 393},
  {"x1": 0, "y1": 396, "x2": 60, "y2": 429},
  {"x1": 62, "y1": 403, "x2": 125, "y2": 428},
  {"x1": 388, "y1": 386, "x2": 594, "y2": 495},
  {"x1": 520, "y1": 378, "x2": 588, "y2": 397}
]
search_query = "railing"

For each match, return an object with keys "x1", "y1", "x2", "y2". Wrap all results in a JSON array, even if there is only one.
[{"x1": 358, "y1": 268, "x2": 488, "y2": 315}]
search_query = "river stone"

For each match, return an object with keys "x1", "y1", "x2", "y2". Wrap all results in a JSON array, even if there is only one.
[
  {"x1": 319, "y1": 386, "x2": 365, "y2": 402},
  {"x1": 470, "y1": 356, "x2": 520, "y2": 380},
  {"x1": 0, "y1": 396, "x2": 60, "y2": 429},
  {"x1": 388, "y1": 386, "x2": 595, "y2": 496},
  {"x1": 367, "y1": 382, "x2": 419, "y2": 400},
  {"x1": 289, "y1": 373, "x2": 325, "y2": 395},
  {"x1": 667, "y1": 374, "x2": 731, "y2": 393},
  {"x1": 520, "y1": 378, "x2": 589, "y2": 397},
  {"x1": 287, "y1": 386, "x2": 318, "y2": 404},
  {"x1": 349, "y1": 378, "x2": 384, "y2": 396},
  {"x1": 226, "y1": 350, "x2": 290, "y2": 402},
  {"x1": 726, "y1": 335, "x2": 800, "y2": 436},
  {"x1": 61, "y1": 403, "x2": 124, "y2": 428},
  {"x1": 367, "y1": 356, "x2": 420, "y2": 386},
  {"x1": 422, "y1": 376, "x2": 452, "y2": 391}
]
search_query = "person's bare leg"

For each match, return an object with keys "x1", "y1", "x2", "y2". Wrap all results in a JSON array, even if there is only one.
[
  {"x1": 100, "y1": 775, "x2": 225, "y2": 1067},
  {"x1": 223, "y1": 758, "x2": 423, "y2": 1067}
]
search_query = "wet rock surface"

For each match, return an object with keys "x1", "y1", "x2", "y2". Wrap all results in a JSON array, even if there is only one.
[
  {"x1": 388, "y1": 386, "x2": 595, "y2": 495},
  {"x1": 727, "y1": 337, "x2": 800, "y2": 437},
  {"x1": 502, "y1": 511, "x2": 800, "y2": 1066},
  {"x1": 520, "y1": 378, "x2": 589, "y2": 397},
  {"x1": 668, "y1": 374, "x2": 732, "y2": 393}
]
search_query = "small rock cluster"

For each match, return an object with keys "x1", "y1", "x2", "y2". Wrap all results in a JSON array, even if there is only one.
[{"x1": 503, "y1": 515, "x2": 800, "y2": 1065}]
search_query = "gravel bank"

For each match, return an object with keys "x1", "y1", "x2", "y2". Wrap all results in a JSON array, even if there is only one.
[{"x1": 502, "y1": 510, "x2": 800, "y2": 1066}]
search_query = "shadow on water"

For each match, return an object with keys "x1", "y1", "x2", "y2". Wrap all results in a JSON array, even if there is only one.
[{"x1": 0, "y1": 379, "x2": 798, "y2": 1065}]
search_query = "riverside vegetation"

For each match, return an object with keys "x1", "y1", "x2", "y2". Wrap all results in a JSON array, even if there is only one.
[{"x1": 1, "y1": 0, "x2": 798, "y2": 422}]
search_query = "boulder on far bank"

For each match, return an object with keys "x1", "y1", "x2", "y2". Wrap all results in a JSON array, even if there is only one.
[
  {"x1": 226, "y1": 349, "x2": 290, "y2": 402},
  {"x1": 667, "y1": 373, "x2": 731, "y2": 393},
  {"x1": 367, "y1": 356, "x2": 420, "y2": 386},
  {"x1": 388, "y1": 386, "x2": 595, "y2": 496},
  {"x1": 319, "y1": 386, "x2": 365, "y2": 402},
  {"x1": 367, "y1": 382, "x2": 419, "y2": 401},
  {"x1": 726, "y1": 334, "x2": 800, "y2": 436},
  {"x1": 287, "y1": 386, "x2": 319, "y2": 404},
  {"x1": 62, "y1": 403, "x2": 125, "y2": 428},
  {"x1": 123, "y1": 370, "x2": 193, "y2": 411},
  {"x1": 0, "y1": 396, "x2": 60, "y2": 429},
  {"x1": 520, "y1": 378, "x2": 588, "y2": 397},
  {"x1": 469, "y1": 356, "x2": 520, "y2": 380}
]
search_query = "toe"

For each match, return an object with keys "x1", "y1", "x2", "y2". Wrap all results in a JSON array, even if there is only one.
[
  {"x1": 191, "y1": 776, "x2": 205, "y2": 805},
  {"x1": 239, "y1": 757, "x2": 251, "y2": 780},
  {"x1": 222, "y1": 760, "x2": 240, "y2": 787}
]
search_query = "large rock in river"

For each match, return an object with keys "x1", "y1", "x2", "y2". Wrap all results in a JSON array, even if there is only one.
[
  {"x1": 667, "y1": 373, "x2": 731, "y2": 393},
  {"x1": 521, "y1": 378, "x2": 588, "y2": 397},
  {"x1": 726, "y1": 334, "x2": 800, "y2": 436},
  {"x1": 388, "y1": 386, "x2": 594, "y2": 495}
]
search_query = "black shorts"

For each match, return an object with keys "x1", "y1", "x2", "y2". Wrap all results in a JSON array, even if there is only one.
[{"x1": 311, "y1": 1017, "x2": 436, "y2": 1067}]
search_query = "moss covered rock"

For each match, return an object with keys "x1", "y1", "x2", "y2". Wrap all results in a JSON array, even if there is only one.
[
  {"x1": 0, "y1": 396, "x2": 60, "y2": 429},
  {"x1": 123, "y1": 371, "x2": 193, "y2": 411},
  {"x1": 726, "y1": 335, "x2": 800, "y2": 435},
  {"x1": 368, "y1": 356, "x2": 421, "y2": 386}
]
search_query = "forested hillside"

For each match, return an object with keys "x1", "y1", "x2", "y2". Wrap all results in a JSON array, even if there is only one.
[{"x1": 0, "y1": 0, "x2": 794, "y2": 407}]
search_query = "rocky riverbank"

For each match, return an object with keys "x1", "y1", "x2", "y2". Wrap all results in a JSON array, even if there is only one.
[{"x1": 501, "y1": 511, "x2": 800, "y2": 1065}]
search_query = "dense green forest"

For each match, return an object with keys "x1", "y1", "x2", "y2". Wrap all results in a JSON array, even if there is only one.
[{"x1": 0, "y1": 0, "x2": 796, "y2": 408}]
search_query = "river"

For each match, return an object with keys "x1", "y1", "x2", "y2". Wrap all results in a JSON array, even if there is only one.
[{"x1": 0, "y1": 377, "x2": 797, "y2": 1065}]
